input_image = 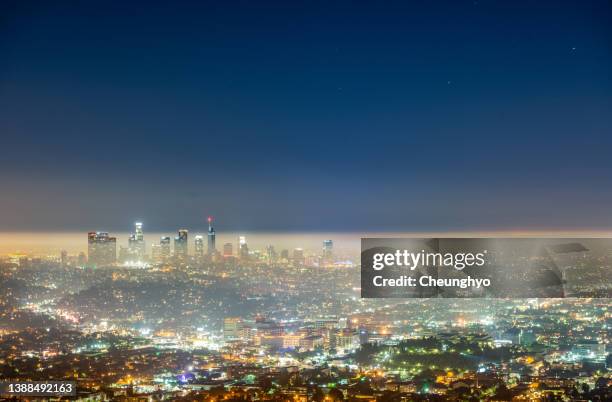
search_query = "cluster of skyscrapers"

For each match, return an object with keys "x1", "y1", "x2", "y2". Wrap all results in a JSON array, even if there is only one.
[
  {"x1": 87, "y1": 218, "x2": 217, "y2": 267},
  {"x1": 86, "y1": 218, "x2": 334, "y2": 268},
  {"x1": 86, "y1": 231, "x2": 117, "y2": 267}
]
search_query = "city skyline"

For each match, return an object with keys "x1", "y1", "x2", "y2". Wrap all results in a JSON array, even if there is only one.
[
  {"x1": 1, "y1": 226, "x2": 610, "y2": 400},
  {"x1": 7, "y1": 228, "x2": 612, "y2": 257}
]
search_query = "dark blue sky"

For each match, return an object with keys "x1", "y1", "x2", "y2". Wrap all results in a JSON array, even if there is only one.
[{"x1": 1, "y1": 1, "x2": 611, "y2": 232}]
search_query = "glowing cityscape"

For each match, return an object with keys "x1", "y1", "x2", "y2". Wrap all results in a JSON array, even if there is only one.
[
  {"x1": 2, "y1": 0, "x2": 611, "y2": 400},
  {"x1": 0, "y1": 221, "x2": 610, "y2": 400}
]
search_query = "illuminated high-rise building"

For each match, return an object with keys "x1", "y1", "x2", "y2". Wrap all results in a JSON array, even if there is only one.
[
  {"x1": 194, "y1": 235, "x2": 205, "y2": 260},
  {"x1": 293, "y1": 248, "x2": 305, "y2": 266},
  {"x1": 239, "y1": 236, "x2": 249, "y2": 259},
  {"x1": 174, "y1": 229, "x2": 189, "y2": 261},
  {"x1": 60, "y1": 250, "x2": 68, "y2": 267},
  {"x1": 266, "y1": 245, "x2": 277, "y2": 263},
  {"x1": 223, "y1": 242, "x2": 233, "y2": 257},
  {"x1": 118, "y1": 245, "x2": 131, "y2": 263},
  {"x1": 322, "y1": 239, "x2": 334, "y2": 266},
  {"x1": 207, "y1": 216, "x2": 216, "y2": 255},
  {"x1": 323, "y1": 240, "x2": 333, "y2": 257},
  {"x1": 135, "y1": 222, "x2": 145, "y2": 254},
  {"x1": 87, "y1": 231, "x2": 117, "y2": 267},
  {"x1": 151, "y1": 243, "x2": 162, "y2": 263},
  {"x1": 160, "y1": 236, "x2": 171, "y2": 261},
  {"x1": 125, "y1": 222, "x2": 146, "y2": 262}
]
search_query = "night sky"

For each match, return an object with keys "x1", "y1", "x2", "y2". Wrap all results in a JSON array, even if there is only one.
[{"x1": 1, "y1": 1, "x2": 611, "y2": 232}]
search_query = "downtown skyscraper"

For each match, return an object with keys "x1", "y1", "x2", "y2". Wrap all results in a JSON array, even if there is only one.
[
  {"x1": 239, "y1": 236, "x2": 249, "y2": 260},
  {"x1": 87, "y1": 231, "x2": 117, "y2": 267},
  {"x1": 207, "y1": 216, "x2": 216, "y2": 255},
  {"x1": 152, "y1": 236, "x2": 172, "y2": 263},
  {"x1": 194, "y1": 235, "x2": 205, "y2": 261},
  {"x1": 174, "y1": 229, "x2": 188, "y2": 262},
  {"x1": 127, "y1": 222, "x2": 146, "y2": 260}
]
